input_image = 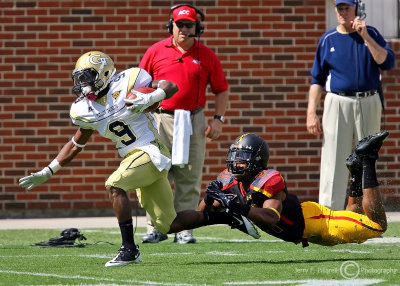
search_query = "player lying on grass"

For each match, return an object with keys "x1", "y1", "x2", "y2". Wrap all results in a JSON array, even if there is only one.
[
  {"x1": 201, "y1": 131, "x2": 389, "y2": 246},
  {"x1": 18, "y1": 51, "x2": 258, "y2": 267}
]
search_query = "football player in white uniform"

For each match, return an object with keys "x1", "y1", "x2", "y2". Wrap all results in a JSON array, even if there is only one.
[{"x1": 19, "y1": 51, "x2": 259, "y2": 267}]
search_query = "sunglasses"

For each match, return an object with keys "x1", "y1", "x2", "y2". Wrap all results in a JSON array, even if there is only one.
[{"x1": 175, "y1": 22, "x2": 195, "y2": 29}]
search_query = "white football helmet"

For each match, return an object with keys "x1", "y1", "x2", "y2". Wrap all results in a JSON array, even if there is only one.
[{"x1": 71, "y1": 51, "x2": 116, "y2": 100}]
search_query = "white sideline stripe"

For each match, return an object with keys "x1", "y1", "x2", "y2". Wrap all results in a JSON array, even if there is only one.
[
  {"x1": 200, "y1": 237, "x2": 284, "y2": 243},
  {"x1": 149, "y1": 252, "x2": 193, "y2": 256},
  {"x1": 199, "y1": 236, "x2": 400, "y2": 244},
  {"x1": 364, "y1": 236, "x2": 400, "y2": 244},
  {"x1": 0, "y1": 254, "x2": 110, "y2": 259},
  {"x1": 0, "y1": 212, "x2": 399, "y2": 230},
  {"x1": 0, "y1": 270, "x2": 386, "y2": 286},
  {"x1": 224, "y1": 279, "x2": 384, "y2": 285},
  {"x1": 0, "y1": 250, "x2": 285, "y2": 259},
  {"x1": 330, "y1": 249, "x2": 371, "y2": 254},
  {"x1": 207, "y1": 251, "x2": 240, "y2": 256},
  {"x1": 0, "y1": 270, "x2": 198, "y2": 286}
]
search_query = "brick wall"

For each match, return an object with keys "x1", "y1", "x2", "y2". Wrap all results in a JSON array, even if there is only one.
[{"x1": 1, "y1": 0, "x2": 399, "y2": 218}]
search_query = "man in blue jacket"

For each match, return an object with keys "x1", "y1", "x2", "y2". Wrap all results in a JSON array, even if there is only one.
[{"x1": 306, "y1": 0, "x2": 394, "y2": 210}]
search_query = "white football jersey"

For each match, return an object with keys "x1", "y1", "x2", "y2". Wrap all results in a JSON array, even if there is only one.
[{"x1": 70, "y1": 67, "x2": 171, "y2": 171}]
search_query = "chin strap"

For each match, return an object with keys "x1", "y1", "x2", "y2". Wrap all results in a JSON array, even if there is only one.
[
  {"x1": 82, "y1": 68, "x2": 116, "y2": 101},
  {"x1": 82, "y1": 86, "x2": 98, "y2": 101}
]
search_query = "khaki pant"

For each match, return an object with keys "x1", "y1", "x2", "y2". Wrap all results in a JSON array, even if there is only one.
[
  {"x1": 105, "y1": 150, "x2": 176, "y2": 234},
  {"x1": 319, "y1": 92, "x2": 382, "y2": 210},
  {"x1": 146, "y1": 110, "x2": 207, "y2": 231}
]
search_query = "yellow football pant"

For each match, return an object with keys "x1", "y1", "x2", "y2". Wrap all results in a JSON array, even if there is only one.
[
  {"x1": 105, "y1": 150, "x2": 177, "y2": 234},
  {"x1": 302, "y1": 201, "x2": 385, "y2": 246}
]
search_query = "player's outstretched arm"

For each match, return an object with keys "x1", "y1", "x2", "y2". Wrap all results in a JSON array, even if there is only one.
[
  {"x1": 247, "y1": 193, "x2": 283, "y2": 230},
  {"x1": 19, "y1": 128, "x2": 93, "y2": 191},
  {"x1": 151, "y1": 80, "x2": 178, "y2": 100}
]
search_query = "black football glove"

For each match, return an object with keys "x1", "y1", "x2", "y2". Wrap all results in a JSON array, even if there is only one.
[
  {"x1": 205, "y1": 180, "x2": 230, "y2": 207},
  {"x1": 205, "y1": 180, "x2": 250, "y2": 216}
]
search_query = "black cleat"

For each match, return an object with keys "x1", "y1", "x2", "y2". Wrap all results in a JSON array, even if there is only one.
[
  {"x1": 346, "y1": 153, "x2": 364, "y2": 197},
  {"x1": 345, "y1": 153, "x2": 362, "y2": 176},
  {"x1": 105, "y1": 245, "x2": 142, "y2": 267},
  {"x1": 355, "y1": 131, "x2": 389, "y2": 159},
  {"x1": 229, "y1": 212, "x2": 260, "y2": 239}
]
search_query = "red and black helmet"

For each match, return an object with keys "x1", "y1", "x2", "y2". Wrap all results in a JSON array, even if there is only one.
[{"x1": 226, "y1": 133, "x2": 270, "y2": 174}]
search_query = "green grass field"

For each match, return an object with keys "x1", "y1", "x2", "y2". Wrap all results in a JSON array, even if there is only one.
[{"x1": 0, "y1": 222, "x2": 399, "y2": 286}]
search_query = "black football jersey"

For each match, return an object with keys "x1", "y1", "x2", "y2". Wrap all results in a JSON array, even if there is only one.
[{"x1": 216, "y1": 168, "x2": 305, "y2": 244}]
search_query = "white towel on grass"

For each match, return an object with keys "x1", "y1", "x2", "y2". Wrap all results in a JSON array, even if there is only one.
[{"x1": 172, "y1": 109, "x2": 192, "y2": 168}]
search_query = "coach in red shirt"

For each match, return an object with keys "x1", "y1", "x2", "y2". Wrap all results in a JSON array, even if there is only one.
[{"x1": 139, "y1": 4, "x2": 229, "y2": 244}]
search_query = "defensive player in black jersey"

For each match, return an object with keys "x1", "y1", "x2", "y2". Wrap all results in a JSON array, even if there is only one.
[{"x1": 201, "y1": 131, "x2": 389, "y2": 246}]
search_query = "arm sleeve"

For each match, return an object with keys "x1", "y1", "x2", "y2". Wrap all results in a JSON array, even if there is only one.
[
  {"x1": 261, "y1": 172, "x2": 286, "y2": 197},
  {"x1": 208, "y1": 52, "x2": 229, "y2": 94},
  {"x1": 371, "y1": 28, "x2": 396, "y2": 71},
  {"x1": 69, "y1": 105, "x2": 95, "y2": 130},
  {"x1": 310, "y1": 37, "x2": 329, "y2": 86},
  {"x1": 250, "y1": 170, "x2": 286, "y2": 198},
  {"x1": 138, "y1": 47, "x2": 155, "y2": 76},
  {"x1": 124, "y1": 68, "x2": 153, "y2": 93}
]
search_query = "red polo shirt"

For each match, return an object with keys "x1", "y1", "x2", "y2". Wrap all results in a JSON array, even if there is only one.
[{"x1": 139, "y1": 36, "x2": 229, "y2": 111}]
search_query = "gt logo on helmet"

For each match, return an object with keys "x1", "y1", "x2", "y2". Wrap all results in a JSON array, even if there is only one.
[
  {"x1": 89, "y1": 54, "x2": 109, "y2": 65},
  {"x1": 72, "y1": 51, "x2": 116, "y2": 101}
]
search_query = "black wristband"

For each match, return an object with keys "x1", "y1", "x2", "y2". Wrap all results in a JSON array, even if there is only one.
[{"x1": 47, "y1": 166, "x2": 54, "y2": 175}]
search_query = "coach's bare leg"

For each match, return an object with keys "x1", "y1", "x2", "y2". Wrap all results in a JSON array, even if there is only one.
[{"x1": 362, "y1": 187, "x2": 387, "y2": 231}]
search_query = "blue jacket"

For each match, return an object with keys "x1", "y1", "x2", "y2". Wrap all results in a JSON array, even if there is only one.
[{"x1": 311, "y1": 26, "x2": 395, "y2": 93}]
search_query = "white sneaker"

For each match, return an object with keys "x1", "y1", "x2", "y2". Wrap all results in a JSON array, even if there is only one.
[
  {"x1": 141, "y1": 230, "x2": 168, "y2": 243},
  {"x1": 174, "y1": 230, "x2": 196, "y2": 244},
  {"x1": 105, "y1": 245, "x2": 142, "y2": 267}
]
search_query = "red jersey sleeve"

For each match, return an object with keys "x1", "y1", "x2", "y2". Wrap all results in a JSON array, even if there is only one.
[
  {"x1": 250, "y1": 169, "x2": 285, "y2": 198},
  {"x1": 208, "y1": 52, "x2": 229, "y2": 95}
]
